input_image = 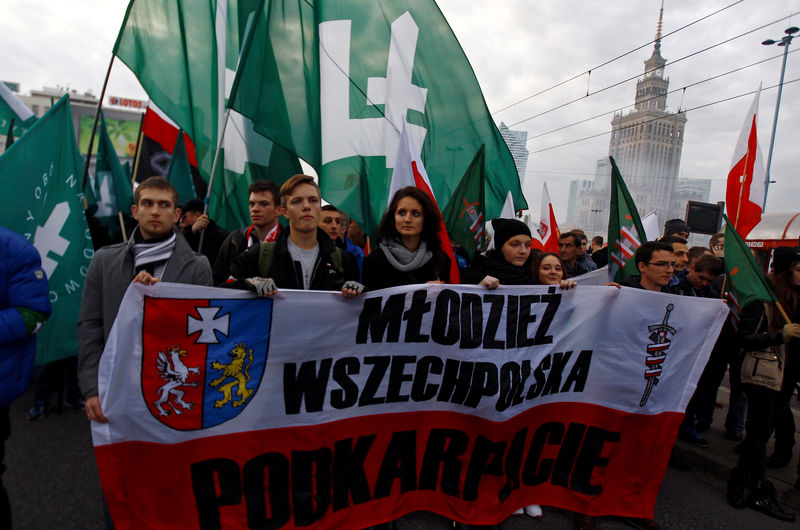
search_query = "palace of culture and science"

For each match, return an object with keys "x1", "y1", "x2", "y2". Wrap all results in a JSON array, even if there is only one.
[{"x1": 567, "y1": 5, "x2": 711, "y2": 236}]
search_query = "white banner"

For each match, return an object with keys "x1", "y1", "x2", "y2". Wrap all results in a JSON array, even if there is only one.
[{"x1": 93, "y1": 282, "x2": 728, "y2": 528}]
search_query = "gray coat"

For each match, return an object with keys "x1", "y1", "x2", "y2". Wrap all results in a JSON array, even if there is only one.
[{"x1": 77, "y1": 230, "x2": 212, "y2": 397}]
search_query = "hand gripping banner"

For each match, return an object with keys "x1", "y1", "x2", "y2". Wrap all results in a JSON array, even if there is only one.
[{"x1": 92, "y1": 283, "x2": 728, "y2": 528}]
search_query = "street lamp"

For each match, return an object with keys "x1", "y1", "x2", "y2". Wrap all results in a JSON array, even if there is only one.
[{"x1": 761, "y1": 26, "x2": 798, "y2": 209}]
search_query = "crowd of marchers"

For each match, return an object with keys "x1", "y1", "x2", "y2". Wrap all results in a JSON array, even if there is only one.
[{"x1": 3, "y1": 174, "x2": 800, "y2": 529}]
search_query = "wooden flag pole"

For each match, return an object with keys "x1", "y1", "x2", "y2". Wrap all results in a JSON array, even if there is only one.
[
  {"x1": 198, "y1": 107, "x2": 233, "y2": 254},
  {"x1": 81, "y1": 55, "x2": 116, "y2": 196},
  {"x1": 130, "y1": 108, "x2": 146, "y2": 186},
  {"x1": 733, "y1": 147, "x2": 751, "y2": 232}
]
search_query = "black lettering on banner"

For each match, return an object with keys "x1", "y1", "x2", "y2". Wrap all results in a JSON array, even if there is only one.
[
  {"x1": 522, "y1": 422, "x2": 564, "y2": 486},
  {"x1": 242, "y1": 453, "x2": 291, "y2": 530},
  {"x1": 542, "y1": 351, "x2": 572, "y2": 396},
  {"x1": 358, "y1": 356, "x2": 390, "y2": 407},
  {"x1": 561, "y1": 350, "x2": 593, "y2": 393},
  {"x1": 332, "y1": 436, "x2": 376, "y2": 510},
  {"x1": 355, "y1": 293, "x2": 405, "y2": 343},
  {"x1": 517, "y1": 295, "x2": 539, "y2": 347},
  {"x1": 191, "y1": 458, "x2": 242, "y2": 530},
  {"x1": 513, "y1": 360, "x2": 532, "y2": 406},
  {"x1": 505, "y1": 295, "x2": 519, "y2": 349},
  {"x1": 465, "y1": 362, "x2": 499, "y2": 408},
  {"x1": 551, "y1": 423, "x2": 586, "y2": 488},
  {"x1": 459, "y1": 293, "x2": 483, "y2": 348},
  {"x1": 374, "y1": 431, "x2": 418, "y2": 498},
  {"x1": 283, "y1": 359, "x2": 332, "y2": 414},
  {"x1": 535, "y1": 288, "x2": 561, "y2": 345},
  {"x1": 496, "y1": 362, "x2": 521, "y2": 412},
  {"x1": 463, "y1": 435, "x2": 507, "y2": 501},
  {"x1": 498, "y1": 427, "x2": 528, "y2": 501},
  {"x1": 431, "y1": 289, "x2": 460, "y2": 345},
  {"x1": 482, "y1": 294, "x2": 505, "y2": 349},
  {"x1": 570, "y1": 426, "x2": 621, "y2": 495},
  {"x1": 386, "y1": 355, "x2": 416, "y2": 403},
  {"x1": 526, "y1": 355, "x2": 550, "y2": 399},
  {"x1": 438, "y1": 359, "x2": 474, "y2": 405},
  {"x1": 292, "y1": 448, "x2": 332, "y2": 526},
  {"x1": 331, "y1": 357, "x2": 360, "y2": 409},
  {"x1": 403, "y1": 289, "x2": 431, "y2": 343},
  {"x1": 419, "y1": 429, "x2": 469, "y2": 497},
  {"x1": 411, "y1": 356, "x2": 443, "y2": 401}
]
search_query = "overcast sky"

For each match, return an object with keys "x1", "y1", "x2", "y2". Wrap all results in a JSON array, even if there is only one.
[{"x1": 2, "y1": 0, "x2": 798, "y2": 223}]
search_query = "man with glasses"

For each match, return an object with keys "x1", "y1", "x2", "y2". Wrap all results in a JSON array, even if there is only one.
[{"x1": 621, "y1": 241, "x2": 676, "y2": 292}]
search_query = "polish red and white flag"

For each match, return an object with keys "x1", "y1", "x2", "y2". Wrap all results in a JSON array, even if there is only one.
[
  {"x1": 388, "y1": 120, "x2": 460, "y2": 283},
  {"x1": 535, "y1": 182, "x2": 560, "y2": 253},
  {"x1": 725, "y1": 85, "x2": 765, "y2": 238}
]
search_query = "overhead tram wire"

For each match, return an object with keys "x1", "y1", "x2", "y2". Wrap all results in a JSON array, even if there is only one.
[
  {"x1": 490, "y1": 0, "x2": 743, "y2": 115},
  {"x1": 507, "y1": 10, "x2": 800, "y2": 129},
  {"x1": 526, "y1": 48, "x2": 798, "y2": 142},
  {"x1": 529, "y1": 78, "x2": 800, "y2": 154}
]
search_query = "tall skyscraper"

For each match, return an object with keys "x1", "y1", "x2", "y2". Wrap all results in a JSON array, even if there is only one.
[
  {"x1": 499, "y1": 122, "x2": 530, "y2": 187},
  {"x1": 572, "y1": 3, "x2": 708, "y2": 236}
]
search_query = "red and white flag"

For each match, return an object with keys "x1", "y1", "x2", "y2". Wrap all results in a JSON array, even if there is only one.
[
  {"x1": 388, "y1": 121, "x2": 460, "y2": 283},
  {"x1": 536, "y1": 182, "x2": 560, "y2": 253},
  {"x1": 725, "y1": 85, "x2": 765, "y2": 238}
]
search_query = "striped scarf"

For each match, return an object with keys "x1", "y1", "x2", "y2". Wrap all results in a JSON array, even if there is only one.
[{"x1": 131, "y1": 230, "x2": 177, "y2": 279}]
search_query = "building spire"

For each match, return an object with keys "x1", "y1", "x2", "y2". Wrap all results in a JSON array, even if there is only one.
[{"x1": 654, "y1": 0, "x2": 664, "y2": 53}]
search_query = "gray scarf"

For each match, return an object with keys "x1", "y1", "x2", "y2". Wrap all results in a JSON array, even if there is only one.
[
  {"x1": 380, "y1": 238, "x2": 432, "y2": 272},
  {"x1": 131, "y1": 230, "x2": 177, "y2": 278}
]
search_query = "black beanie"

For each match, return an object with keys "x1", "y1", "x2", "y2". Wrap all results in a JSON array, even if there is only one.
[
  {"x1": 772, "y1": 246, "x2": 800, "y2": 273},
  {"x1": 181, "y1": 198, "x2": 205, "y2": 214},
  {"x1": 664, "y1": 218, "x2": 690, "y2": 236},
  {"x1": 491, "y1": 218, "x2": 531, "y2": 250}
]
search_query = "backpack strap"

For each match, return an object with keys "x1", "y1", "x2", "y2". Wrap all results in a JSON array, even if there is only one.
[{"x1": 257, "y1": 242, "x2": 277, "y2": 278}]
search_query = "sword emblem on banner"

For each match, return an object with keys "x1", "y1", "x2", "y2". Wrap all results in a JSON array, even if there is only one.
[{"x1": 640, "y1": 304, "x2": 675, "y2": 407}]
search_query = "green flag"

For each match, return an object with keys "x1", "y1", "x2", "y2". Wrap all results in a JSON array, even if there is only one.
[
  {"x1": 0, "y1": 95, "x2": 93, "y2": 364},
  {"x1": 442, "y1": 144, "x2": 486, "y2": 258},
  {"x1": 723, "y1": 214, "x2": 776, "y2": 319},
  {"x1": 166, "y1": 131, "x2": 197, "y2": 205},
  {"x1": 229, "y1": 0, "x2": 526, "y2": 232},
  {"x1": 113, "y1": 0, "x2": 301, "y2": 231},
  {"x1": 94, "y1": 112, "x2": 134, "y2": 239},
  {"x1": 0, "y1": 82, "x2": 36, "y2": 141},
  {"x1": 607, "y1": 156, "x2": 647, "y2": 282}
]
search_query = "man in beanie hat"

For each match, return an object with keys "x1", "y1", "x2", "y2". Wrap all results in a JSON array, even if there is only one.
[
  {"x1": 663, "y1": 218, "x2": 690, "y2": 240},
  {"x1": 179, "y1": 198, "x2": 229, "y2": 265}
]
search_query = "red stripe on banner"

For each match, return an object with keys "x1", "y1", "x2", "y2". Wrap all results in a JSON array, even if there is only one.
[
  {"x1": 142, "y1": 106, "x2": 199, "y2": 166},
  {"x1": 95, "y1": 403, "x2": 682, "y2": 529}
]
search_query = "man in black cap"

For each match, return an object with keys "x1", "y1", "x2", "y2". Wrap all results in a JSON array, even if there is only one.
[
  {"x1": 179, "y1": 198, "x2": 230, "y2": 265},
  {"x1": 663, "y1": 218, "x2": 690, "y2": 240}
]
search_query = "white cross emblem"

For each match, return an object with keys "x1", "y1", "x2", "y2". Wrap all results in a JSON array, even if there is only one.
[{"x1": 187, "y1": 306, "x2": 230, "y2": 344}]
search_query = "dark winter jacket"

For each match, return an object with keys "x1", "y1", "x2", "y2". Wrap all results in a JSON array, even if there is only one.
[
  {"x1": 461, "y1": 252, "x2": 537, "y2": 286},
  {"x1": 0, "y1": 227, "x2": 51, "y2": 407},
  {"x1": 182, "y1": 220, "x2": 229, "y2": 270},
  {"x1": 229, "y1": 227, "x2": 358, "y2": 291},
  {"x1": 362, "y1": 242, "x2": 450, "y2": 291}
]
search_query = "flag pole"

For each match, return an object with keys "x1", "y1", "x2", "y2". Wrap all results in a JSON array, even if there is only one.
[
  {"x1": 198, "y1": 107, "x2": 232, "y2": 253},
  {"x1": 130, "y1": 107, "x2": 146, "y2": 186},
  {"x1": 733, "y1": 148, "x2": 751, "y2": 232},
  {"x1": 81, "y1": 55, "x2": 116, "y2": 195}
]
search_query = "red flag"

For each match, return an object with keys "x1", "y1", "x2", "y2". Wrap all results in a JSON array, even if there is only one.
[
  {"x1": 535, "y1": 182, "x2": 560, "y2": 253},
  {"x1": 135, "y1": 104, "x2": 200, "y2": 181},
  {"x1": 725, "y1": 86, "x2": 765, "y2": 238},
  {"x1": 388, "y1": 121, "x2": 460, "y2": 283}
]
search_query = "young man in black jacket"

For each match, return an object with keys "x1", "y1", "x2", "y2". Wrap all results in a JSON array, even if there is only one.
[{"x1": 229, "y1": 174, "x2": 363, "y2": 298}]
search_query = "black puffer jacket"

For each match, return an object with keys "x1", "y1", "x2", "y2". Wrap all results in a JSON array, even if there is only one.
[
  {"x1": 362, "y1": 243, "x2": 450, "y2": 291},
  {"x1": 461, "y1": 251, "x2": 537, "y2": 285}
]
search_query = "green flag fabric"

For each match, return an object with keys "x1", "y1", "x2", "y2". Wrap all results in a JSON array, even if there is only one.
[
  {"x1": 0, "y1": 95, "x2": 93, "y2": 364},
  {"x1": 723, "y1": 215, "x2": 776, "y2": 317},
  {"x1": 165, "y1": 131, "x2": 197, "y2": 205},
  {"x1": 442, "y1": 144, "x2": 486, "y2": 259},
  {"x1": 94, "y1": 112, "x2": 134, "y2": 239},
  {"x1": 113, "y1": 0, "x2": 301, "y2": 231},
  {"x1": 607, "y1": 157, "x2": 647, "y2": 282},
  {"x1": 0, "y1": 82, "x2": 36, "y2": 141},
  {"x1": 229, "y1": 0, "x2": 526, "y2": 233}
]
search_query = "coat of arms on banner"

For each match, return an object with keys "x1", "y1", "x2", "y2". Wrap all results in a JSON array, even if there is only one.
[{"x1": 141, "y1": 297, "x2": 272, "y2": 430}]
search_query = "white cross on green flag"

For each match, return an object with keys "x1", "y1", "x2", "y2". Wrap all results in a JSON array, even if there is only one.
[
  {"x1": 0, "y1": 95, "x2": 93, "y2": 364},
  {"x1": 228, "y1": 0, "x2": 526, "y2": 233}
]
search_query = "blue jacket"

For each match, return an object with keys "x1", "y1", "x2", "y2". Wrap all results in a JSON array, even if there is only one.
[{"x1": 0, "y1": 226, "x2": 51, "y2": 407}]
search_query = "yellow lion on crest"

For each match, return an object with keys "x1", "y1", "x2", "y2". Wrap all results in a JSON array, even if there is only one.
[{"x1": 209, "y1": 342, "x2": 254, "y2": 407}]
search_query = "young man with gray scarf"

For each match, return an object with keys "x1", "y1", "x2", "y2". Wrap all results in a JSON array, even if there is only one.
[{"x1": 78, "y1": 177, "x2": 212, "y2": 424}]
